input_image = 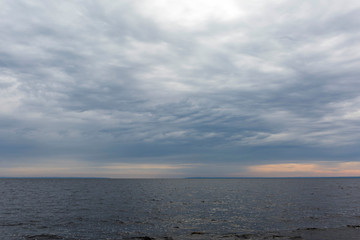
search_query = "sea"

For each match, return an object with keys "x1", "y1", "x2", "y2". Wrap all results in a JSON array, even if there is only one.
[{"x1": 0, "y1": 178, "x2": 360, "y2": 240}]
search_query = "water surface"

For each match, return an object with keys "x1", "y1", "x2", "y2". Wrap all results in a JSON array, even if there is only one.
[{"x1": 1, "y1": 178, "x2": 360, "y2": 239}]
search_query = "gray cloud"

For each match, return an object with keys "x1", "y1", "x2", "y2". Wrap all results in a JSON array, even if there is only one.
[{"x1": 1, "y1": 0, "x2": 360, "y2": 176}]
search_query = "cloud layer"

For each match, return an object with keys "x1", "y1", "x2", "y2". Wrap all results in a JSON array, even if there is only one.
[{"x1": 1, "y1": 1, "x2": 360, "y2": 177}]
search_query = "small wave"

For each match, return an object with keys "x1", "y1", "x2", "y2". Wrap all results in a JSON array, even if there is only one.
[
  {"x1": 0, "y1": 222, "x2": 24, "y2": 226},
  {"x1": 25, "y1": 234, "x2": 64, "y2": 240}
]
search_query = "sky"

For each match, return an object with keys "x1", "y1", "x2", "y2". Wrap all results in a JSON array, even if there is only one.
[{"x1": 1, "y1": 0, "x2": 360, "y2": 178}]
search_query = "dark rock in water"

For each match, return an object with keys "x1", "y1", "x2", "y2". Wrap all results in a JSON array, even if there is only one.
[
  {"x1": 347, "y1": 225, "x2": 360, "y2": 229},
  {"x1": 236, "y1": 234, "x2": 254, "y2": 239},
  {"x1": 234, "y1": 233, "x2": 255, "y2": 239},
  {"x1": 26, "y1": 234, "x2": 63, "y2": 240},
  {"x1": 131, "y1": 236, "x2": 155, "y2": 240},
  {"x1": 273, "y1": 235, "x2": 284, "y2": 238},
  {"x1": 115, "y1": 220, "x2": 126, "y2": 224},
  {"x1": 296, "y1": 227, "x2": 319, "y2": 231},
  {"x1": 191, "y1": 231, "x2": 206, "y2": 235},
  {"x1": 129, "y1": 237, "x2": 172, "y2": 240},
  {"x1": 304, "y1": 227, "x2": 319, "y2": 231}
]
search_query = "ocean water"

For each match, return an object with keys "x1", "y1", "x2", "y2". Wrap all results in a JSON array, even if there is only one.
[{"x1": 0, "y1": 178, "x2": 360, "y2": 240}]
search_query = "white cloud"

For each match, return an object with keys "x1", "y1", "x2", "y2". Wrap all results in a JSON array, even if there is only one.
[{"x1": 135, "y1": 0, "x2": 243, "y2": 31}]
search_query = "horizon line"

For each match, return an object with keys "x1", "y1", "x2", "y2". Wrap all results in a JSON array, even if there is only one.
[{"x1": 1, "y1": 176, "x2": 360, "y2": 179}]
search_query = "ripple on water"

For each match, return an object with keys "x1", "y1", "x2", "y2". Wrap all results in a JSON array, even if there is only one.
[{"x1": 25, "y1": 234, "x2": 64, "y2": 239}]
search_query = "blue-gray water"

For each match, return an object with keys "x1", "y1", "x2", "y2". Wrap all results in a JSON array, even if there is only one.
[{"x1": 1, "y1": 178, "x2": 360, "y2": 240}]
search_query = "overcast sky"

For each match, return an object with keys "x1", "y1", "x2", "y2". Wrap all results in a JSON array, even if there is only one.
[{"x1": 1, "y1": 0, "x2": 360, "y2": 177}]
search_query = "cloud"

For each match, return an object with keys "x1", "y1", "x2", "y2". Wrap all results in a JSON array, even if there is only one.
[
  {"x1": 134, "y1": 0, "x2": 243, "y2": 31},
  {"x1": 1, "y1": 1, "x2": 360, "y2": 176}
]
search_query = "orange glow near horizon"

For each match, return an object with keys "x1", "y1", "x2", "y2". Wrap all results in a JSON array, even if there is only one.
[
  {"x1": 247, "y1": 162, "x2": 360, "y2": 177},
  {"x1": 2, "y1": 161, "x2": 360, "y2": 178}
]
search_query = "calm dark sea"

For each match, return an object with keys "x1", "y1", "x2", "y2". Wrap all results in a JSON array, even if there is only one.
[{"x1": 0, "y1": 178, "x2": 360, "y2": 240}]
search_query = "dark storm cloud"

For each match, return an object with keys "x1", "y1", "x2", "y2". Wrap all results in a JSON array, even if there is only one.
[{"x1": 1, "y1": 0, "x2": 360, "y2": 176}]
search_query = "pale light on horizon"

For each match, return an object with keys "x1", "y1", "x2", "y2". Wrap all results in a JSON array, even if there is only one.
[
  {"x1": 247, "y1": 162, "x2": 360, "y2": 177},
  {"x1": 2, "y1": 161, "x2": 360, "y2": 178}
]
